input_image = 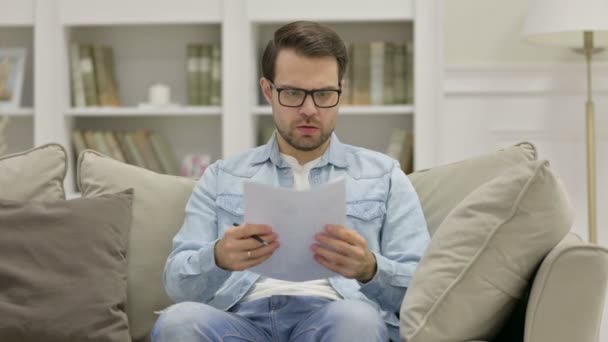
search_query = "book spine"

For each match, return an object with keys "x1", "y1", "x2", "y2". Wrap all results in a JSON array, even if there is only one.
[
  {"x1": 69, "y1": 43, "x2": 86, "y2": 107},
  {"x1": 186, "y1": 44, "x2": 200, "y2": 106},
  {"x1": 369, "y1": 41, "x2": 385, "y2": 105},
  {"x1": 79, "y1": 45, "x2": 98, "y2": 106},
  {"x1": 104, "y1": 46, "x2": 120, "y2": 106},
  {"x1": 210, "y1": 43, "x2": 222, "y2": 106},
  {"x1": 352, "y1": 43, "x2": 370, "y2": 105},
  {"x1": 199, "y1": 44, "x2": 212, "y2": 105},
  {"x1": 93, "y1": 45, "x2": 110, "y2": 106}
]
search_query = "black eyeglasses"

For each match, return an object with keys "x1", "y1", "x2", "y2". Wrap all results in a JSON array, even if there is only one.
[{"x1": 269, "y1": 81, "x2": 342, "y2": 108}]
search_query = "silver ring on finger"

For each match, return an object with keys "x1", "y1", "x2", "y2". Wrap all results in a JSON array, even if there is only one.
[{"x1": 247, "y1": 250, "x2": 252, "y2": 258}]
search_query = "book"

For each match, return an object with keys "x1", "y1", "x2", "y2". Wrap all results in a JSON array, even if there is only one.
[
  {"x1": 382, "y1": 42, "x2": 395, "y2": 104},
  {"x1": 210, "y1": 43, "x2": 222, "y2": 106},
  {"x1": 103, "y1": 131, "x2": 126, "y2": 162},
  {"x1": 114, "y1": 131, "x2": 137, "y2": 166},
  {"x1": 71, "y1": 129, "x2": 87, "y2": 159},
  {"x1": 369, "y1": 41, "x2": 385, "y2": 105},
  {"x1": 393, "y1": 43, "x2": 407, "y2": 104},
  {"x1": 199, "y1": 44, "x2": 212, "y2": 105},
  {"x1": 79, "y1": 45, "x2": 98, "y2": 106},
  {"x1": 93, "y1": 45, "x2": 111, "y2": 106},
  {"x1": 133, "y1": 130, "x2": 163, "y2": 173},
  {"x1": 351, "y1": 43, "x2": 371, "y2": 105},
  {"x1": 69, "y1": 43, "x2": 86, "y2": 107},
  {"x1": 149, "y1": 132, "x2": 180, "y2": 175},
  {"x1": 186, "y1": 44, "x2": 200, "y2": 105},
  {"x1": 399, "y1": 131, "x2": 414, "y2": 174},
  {"x1": 385, "y1": 128, "x2": 407, "y2": 160},
  {"x1": 103, "y1": 46, "x2": 120, "y2": 106},
  {"x1": 124, "y1": 132, "x2": 148, "y2": 168}
]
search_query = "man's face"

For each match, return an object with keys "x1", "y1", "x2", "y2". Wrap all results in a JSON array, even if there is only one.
[{"x1": 261, "y1": 49, "x2": 341, "y2": 152}]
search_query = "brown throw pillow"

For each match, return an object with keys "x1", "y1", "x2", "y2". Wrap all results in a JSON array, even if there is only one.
[{"x1": 0, "y1": 190, "x2": 134, "y2": 342}]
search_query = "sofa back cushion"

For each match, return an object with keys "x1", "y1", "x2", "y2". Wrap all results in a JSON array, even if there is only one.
[
  {"x1": 78, "y1": 150, "x2": 197, "y2": 340},
  {"x1": 400, "y1": 160, "x2": 573, "y2": 341},
  {"x1": 0, "y1": 143, "x2": 67, "y2": 201},
  {"x1": 0, "y1": 190, "x2": 133, "y2": 342},
  {"x1": 409, "y1": 142, "x2": 536, "y2": 236}
]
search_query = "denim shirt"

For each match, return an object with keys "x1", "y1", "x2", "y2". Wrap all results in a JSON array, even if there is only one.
[{"x1": 163, "y1": 133, "x2": 430, "y2": 330}]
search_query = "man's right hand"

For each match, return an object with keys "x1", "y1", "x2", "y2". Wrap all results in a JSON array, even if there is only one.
[{"x1": 214, "y1": 223, "x2": 280, "y2": 271}]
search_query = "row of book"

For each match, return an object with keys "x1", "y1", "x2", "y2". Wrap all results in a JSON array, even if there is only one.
[
  {"x1": 186, "y1": 43, "x2": 222, "y2": 106},
  {"x1": 342, "y1": 41, "x2": 413, "y2": 106},
  {"x1": 71, "y1": 129, "x2": 180, "y2": 175},
  {"x1": 70, "y1": 43, "x2": 121, "y2": 107},
  {"x1": 385, "y1": 128, "x2": 414, "y2": 174}
]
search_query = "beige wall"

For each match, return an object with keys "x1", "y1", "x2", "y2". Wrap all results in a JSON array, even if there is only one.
[{"x1": 444, "y1": 0, "x2": 608, "y2": 65}]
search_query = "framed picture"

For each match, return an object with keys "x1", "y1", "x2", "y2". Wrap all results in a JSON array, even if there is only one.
[{"x1": 0, "y1": 48, "x2": 26, "y2": 109}]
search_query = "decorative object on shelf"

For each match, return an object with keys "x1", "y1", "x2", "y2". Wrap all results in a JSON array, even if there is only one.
[
  {"x1": 0, "y1": 116, "x2": 9, "y2": 155},
  {"x1": 523, "y1": 0, "x2": 608, "y2": 244},
  {"x1": 0, "y1": 48, "x2": 26, "y2": 110},
  {"x1": 138, "y1": 83, "x2": 178, "y2": 109},
  {"x1": 181, "y1": 153, "x2": 211, "y2": 178}
]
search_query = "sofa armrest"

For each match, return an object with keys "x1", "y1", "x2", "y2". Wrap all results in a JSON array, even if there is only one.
[{"x1": 524, "y1": 233, "x2": 608, "y2": 342}]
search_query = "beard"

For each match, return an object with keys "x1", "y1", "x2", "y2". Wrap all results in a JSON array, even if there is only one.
[{"x1": 276, "y1": 121, "x2": 333, "y2": 152}]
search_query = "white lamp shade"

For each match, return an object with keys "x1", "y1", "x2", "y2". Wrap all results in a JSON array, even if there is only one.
[{"x1": 523, "y1": 0, "x2": 608, "y2": 47}]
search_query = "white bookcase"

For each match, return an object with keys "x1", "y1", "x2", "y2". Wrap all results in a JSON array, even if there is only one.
[
  {"x1": 0, "y1": 0, "x2": 443, "y2": 194},
  {"x1": 0, "y1": 0, "x2": 35, "y2": 155}
]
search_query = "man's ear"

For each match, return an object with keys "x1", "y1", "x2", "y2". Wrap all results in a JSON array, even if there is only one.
[{"x1": 260, "y1": 77, "x2": 273, "y2": 105}]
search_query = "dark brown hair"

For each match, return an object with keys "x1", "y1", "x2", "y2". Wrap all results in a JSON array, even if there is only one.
[{"x1": 261, "y1": 21, "x2": 348, "y2": 84}]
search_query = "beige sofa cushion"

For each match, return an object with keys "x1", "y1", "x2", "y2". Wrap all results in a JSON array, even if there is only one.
[
  {"x1": 0, "y1": 190, "x2": 133, "y2": 342},
  {"x1": 409, "y1": 142, "x2": 536, "y2": 236},
  {"x1": 78, "y1": 150, "x2": 197, "y2": 341},
  {"x1": 0, "y1": 143, "x2": 67, "y2": 201},
  {"x1": 524, "y1": 233, "x2": 608, "y2": 342},
  {"x1": 400, "y1": 160, "x2": 573, "y2": 342}
]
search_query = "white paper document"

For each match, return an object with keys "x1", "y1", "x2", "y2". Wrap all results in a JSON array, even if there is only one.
[{"x1": 244, "y1": 179, "x2": 346, "y2": 281}]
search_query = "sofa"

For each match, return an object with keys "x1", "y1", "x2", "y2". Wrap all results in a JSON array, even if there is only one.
[{"x1": 0, "y1": 141, "x2": 606, "y2": 342}]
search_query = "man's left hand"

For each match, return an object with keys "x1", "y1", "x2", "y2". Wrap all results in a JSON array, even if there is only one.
[{"x1": 312, "y1": 225, "x2": 377, "y2": 283}]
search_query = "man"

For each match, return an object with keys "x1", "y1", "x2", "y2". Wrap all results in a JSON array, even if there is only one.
[{"x1": 153, "y1": 21, "x2": 429, "y2": 342}]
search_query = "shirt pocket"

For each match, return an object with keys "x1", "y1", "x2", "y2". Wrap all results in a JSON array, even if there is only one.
[
  {"x1": 216, "y1": 194, "x2": 244, "y2": 234},
  {"x1": 346, "y1": 200, "x2": 386, "y2": 248}
]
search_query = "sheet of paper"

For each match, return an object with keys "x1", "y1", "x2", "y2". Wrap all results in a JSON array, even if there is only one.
[{"x1": 244, "y1": 178, "x2": 346, "y2": 282}]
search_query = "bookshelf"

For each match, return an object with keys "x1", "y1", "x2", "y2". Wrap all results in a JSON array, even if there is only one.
[
  {"x1": 0, "y1": 0, "x2": 35, "y2": 155},
  {"x1": 1, "y1": 0, "x2": 443, "y2": 193}
]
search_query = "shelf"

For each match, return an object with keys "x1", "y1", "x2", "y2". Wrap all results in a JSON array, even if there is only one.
[
  {"x1": 0, "y1": 107, "x2": 34, "y2": 117},
  {"x1": 0, "y1": 0, "x2": 34, "y2": 26},
  {"x1": 247, "y1": 0, "x2": 414, "y2": 23},
  {"x1": 59, "y1": 0, "x2": 222, "y2": 26},
  {"x1": 252, "y1": 105, "x2": 414, "y2": 116},
  {"x1": 65, "y1": 106, "x2": 222, "y2": 117}
]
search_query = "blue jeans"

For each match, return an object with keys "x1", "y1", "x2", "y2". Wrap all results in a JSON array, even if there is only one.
[{"x1": 151, "y1": 295, "x2": 390, "y2": 342}]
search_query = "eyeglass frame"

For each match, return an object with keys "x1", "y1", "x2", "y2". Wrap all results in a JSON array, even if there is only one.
[{"x1": 268, "y1": 80, "x2": 342, "y2": 108}]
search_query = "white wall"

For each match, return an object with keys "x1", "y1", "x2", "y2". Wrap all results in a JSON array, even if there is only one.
[{"x1": 444, "y1": 1, "x2": 608, "y2": 340}]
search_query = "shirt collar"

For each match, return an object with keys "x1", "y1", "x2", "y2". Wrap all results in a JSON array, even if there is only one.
[{"x1": 251, "y1": 131, "x2": 348, "y2": 169}]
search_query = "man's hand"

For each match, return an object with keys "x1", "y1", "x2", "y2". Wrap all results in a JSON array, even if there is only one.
[
  {"x1": 214, "y1": 224, "x2": 279, "y2": 271},
  {"x1": 312, "y1": 225, "x2": 377, "y2": 283}
]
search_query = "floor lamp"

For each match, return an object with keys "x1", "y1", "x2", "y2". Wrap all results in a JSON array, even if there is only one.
[{"x1": 523, "y1": 0, "x2": 608, "y2": 244}]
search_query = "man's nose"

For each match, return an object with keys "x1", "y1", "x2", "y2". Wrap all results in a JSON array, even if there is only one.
[{"x1": 298, "y1": 94, "x2": 318, "y2": 117}]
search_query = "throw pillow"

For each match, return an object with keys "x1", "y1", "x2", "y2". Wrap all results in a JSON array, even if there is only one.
[
  {"x1": 0, "y1": 189, "x2": 133, "y2": 342},
  {"x1": 400, "y1": 160, "x2": 573, "y2": 342},
  {"x1": 77, "y1": 150, "x2": 197, "y2": 340},
  {"x1": 0, "y1": 143, "x2": 67, "y2": 201},
  {"x1": 409, "y1": 142, "x2": 536, "y2": 236}
]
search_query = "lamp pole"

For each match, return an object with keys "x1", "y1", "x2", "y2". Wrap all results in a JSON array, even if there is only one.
[{"x1": 583, "y1": 31, "x2": 598, "y2": 244}]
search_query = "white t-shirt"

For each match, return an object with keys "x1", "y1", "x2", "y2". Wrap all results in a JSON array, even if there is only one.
[{"x1": 240, "y1": 153, "x2": 342, "y2": 303}]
